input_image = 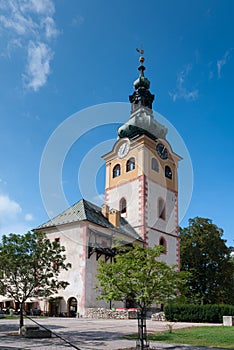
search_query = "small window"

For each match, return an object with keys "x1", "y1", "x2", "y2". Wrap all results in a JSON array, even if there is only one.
[
  {"x1": 159, "y1": 237, "x2": 167, "y2": 254},
  {"x1": 120, "y1": 198, "x2": 127, "y2": 214},
  {"x1": 126, "y1": 157, "x2": 135, "y2": 172},
  {"x1": 151, "y1": 158, "x2": 159, "y2": 172},
  {"x1": 165, "y1": 165, "x2": 172, "y2": 179},
  {"x1": 158, "y1": 198, "x2": 166, "y2": 220},
  {"x1": 113, "y1": 164, "x2": 121, "y2": 178}
]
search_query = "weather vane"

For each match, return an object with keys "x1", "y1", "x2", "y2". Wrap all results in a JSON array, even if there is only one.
[
  {"x1": 136, "y1": 48, "x2": 144, "y2": 54},
  {"x1": 136, "y1": 48, "x2": 145, "y2": 64}
]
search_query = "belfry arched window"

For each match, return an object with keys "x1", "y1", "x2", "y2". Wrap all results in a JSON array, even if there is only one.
[
  {"x1": 126, "y1": 157, "x2": 135, "y2": 172},
  {"x1": 159, "y1": 237, "x2": 167, "y2": 254},
  {"x1": 113, "y1": 164, "x2": 121, "y2": 178},
  {"x1": 151, "y1": 157, "x2": 159, "y2": 172},
  {"x1": 120, "y1": 197, "x2": 127, "y2": 215},
  {"x1": 158, "y1": 198, "x2": 166, "y2": 220},
  {"x1": 165, "y1": 165, "x2": 172, "y2": 179}
]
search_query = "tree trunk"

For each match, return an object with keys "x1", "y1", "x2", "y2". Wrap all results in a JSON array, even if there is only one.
[
  {"x1": 136, "y1": 306, "x2": 149, "y2": 349},
  {"x1": 19, "y1": 302, "x2": 24, "y2": 329}
]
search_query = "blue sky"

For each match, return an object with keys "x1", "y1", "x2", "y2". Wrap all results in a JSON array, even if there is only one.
[{"x1": 0, "y1": 0, "x2": 233, "y2": 246}]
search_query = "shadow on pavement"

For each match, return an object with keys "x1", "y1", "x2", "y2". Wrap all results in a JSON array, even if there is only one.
[{"x1": 0, "y1": 328, "x2": 128, "y2": 349}]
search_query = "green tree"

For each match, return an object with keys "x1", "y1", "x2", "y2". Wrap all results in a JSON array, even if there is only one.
[
  {"x1": 180, "y1": 217, "x2": 234, "y2": 304},
  {"x1": 96, "y1": 243, "x2": 188, "y2": 314},
  {"x1": 0, "y1": 231, "x2": 71, "y2": 329},
  {"x1": 228, "y1": 248, "x2": 234, "y2": 304}
]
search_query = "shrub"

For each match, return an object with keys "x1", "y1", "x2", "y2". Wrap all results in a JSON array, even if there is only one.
[{"x1": 164, "y1": 304, "x2": 234, "y2": 323}]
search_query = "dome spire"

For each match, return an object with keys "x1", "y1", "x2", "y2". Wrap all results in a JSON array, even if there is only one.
[
  {"x1": 129, "y1": 50, "x2": 155, "y2": 112},
  {"x1": 117, "y1": 51, "x2": 167, "y2": 140}
]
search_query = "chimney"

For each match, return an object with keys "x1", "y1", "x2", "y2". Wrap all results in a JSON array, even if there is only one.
[
  {"x1": 101, "y1": 204, "x2": 109, "y2": 219},
  {"x1": 108, "y1": 209, "x2": 120, "y2": 228}
]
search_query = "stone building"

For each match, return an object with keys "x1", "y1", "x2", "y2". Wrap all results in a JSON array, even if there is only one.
[{"x1": 35, "y1": 55, "x2": 181, "y2": 317}]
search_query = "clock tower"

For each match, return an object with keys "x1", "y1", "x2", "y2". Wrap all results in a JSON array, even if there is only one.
[{"x1": 103, "y1": 55, "x2": 181, "y2": 265}]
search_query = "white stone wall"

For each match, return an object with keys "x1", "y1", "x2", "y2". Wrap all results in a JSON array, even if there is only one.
[
  {"x1": 40, "y1": 222, "x2": 127, "y2": 316},
  {"x1": 39, "y1": 223, "x2": 87, "y2": 315},
  {"x1": 146, "y1": 178, "x2": 178, "y2": 266},
  {"x1": 85, "y1": 255, "x2": 108, "y2": 309},
  {"x1": 147, "y1": 179, "x2": 177, "y2": 235},
  {"x1": 106, "y1": 179, "x2": 141, "y2": 230},
  {"x1": 106, "y1": 175, "x2": 179, "y2": 267},
  {"x1": 147, "y1": 229, "x2": 178, "y2": 265},
  {"x1": 85, "y1": 253, "x2": 123, "y2": 310}
]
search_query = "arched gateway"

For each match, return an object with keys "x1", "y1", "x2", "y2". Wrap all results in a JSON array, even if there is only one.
[{"x1": 67, "y1": 297, "x2": 77, "y2": 317}]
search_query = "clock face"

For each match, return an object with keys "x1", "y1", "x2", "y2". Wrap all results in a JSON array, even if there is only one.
[
  {"x1": 156, "y1": 143, "x2": 168, "y2": 160},
  {"x1": 118, "y1": 141, "x2": 130, "y2": 159}
]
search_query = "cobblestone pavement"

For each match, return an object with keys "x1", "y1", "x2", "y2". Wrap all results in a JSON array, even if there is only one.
[{"x1": 0, "y1": 317, "x2": 228, "y2": 350}]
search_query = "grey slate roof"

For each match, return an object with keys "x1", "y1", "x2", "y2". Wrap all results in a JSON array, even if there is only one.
[{"x1": 36, "y1": 199, "x2": 143, "y2": 242}]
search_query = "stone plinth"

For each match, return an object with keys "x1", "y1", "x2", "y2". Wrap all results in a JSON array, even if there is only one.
[
  {"x1": 20, "y1": 325, "x2": 51, "y2": 338},
  {"x1": 223, "y1": 316, "x2": 234, "y2": 326}
]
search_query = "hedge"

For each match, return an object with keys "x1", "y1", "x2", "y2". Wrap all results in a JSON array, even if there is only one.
[{"x1": 164, "y1": 304, "x2": 234, "y2": 323}]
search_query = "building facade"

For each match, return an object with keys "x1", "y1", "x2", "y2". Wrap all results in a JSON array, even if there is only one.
[
  {"x1": 33, "y1": 55, "x2": 181, "y2": 317},
  {"x1": 103, "y1": 56, "x2": 181, "y2": 265}
]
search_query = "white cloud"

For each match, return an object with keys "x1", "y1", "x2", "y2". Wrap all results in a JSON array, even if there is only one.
[
  {"x1": 217, "y1": 50, "x2": 230, "y2": 79},
  {"x1": 208, "y1": 50, "x2": 233, "y2": 80},
  {"x1": 208, "y1": 61, "x2": 214, "y2": 80},
  {"x1": 25, "y1": 213, "x2": 34, "y2": 221},
  {"x1": 42, "y1": 16, "x2": 59, "y2": 39},
  {"x1": 0, "y1": 194, "x2": 34, "y2": 238},
  {"x1": 170, "y1": 64, "x2": 199, "y2": 102},
  {"x1": 20, "y1": 0, "x2": 55, "y2": 15},
  {"x1": 0, "y1": 0, "x2": 58, "y2": 91},
  {"x1": 0, "y1": 222, "x2": 32, "y2": 237},
  {"x1": 23, "y1": 41, "x2": 53, "y2": 91},
  {"x1": 0, "y1": 195, "x2": 22, "y2": 220},
  {"x1": 0, "y1": 11, "x2": 36, "y2": 35},
  {"x1": 71, "y1": 15, "x2": 85, "y2": 27}
]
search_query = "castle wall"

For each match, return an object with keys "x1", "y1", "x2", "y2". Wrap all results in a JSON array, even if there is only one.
[{"x1": 39, "y1": 223, "x2": 87, "y2": 315}]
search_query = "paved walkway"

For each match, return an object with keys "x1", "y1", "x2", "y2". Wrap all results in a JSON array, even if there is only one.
[{"x1": 0, "y1": 317, "x2": 229, "y2": 350}]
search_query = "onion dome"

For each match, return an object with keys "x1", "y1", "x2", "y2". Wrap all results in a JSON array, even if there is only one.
[
  {"x1": 129, "y1": 56, "x2": 155, "y2": 112},
  {"x1": 117, "y1": 52, "x2": 167, "y2": 141}
]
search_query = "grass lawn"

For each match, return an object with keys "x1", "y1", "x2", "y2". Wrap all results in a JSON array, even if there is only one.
[{"x1": 125, "y1": 326, "x2": 234, "y2": 349}]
